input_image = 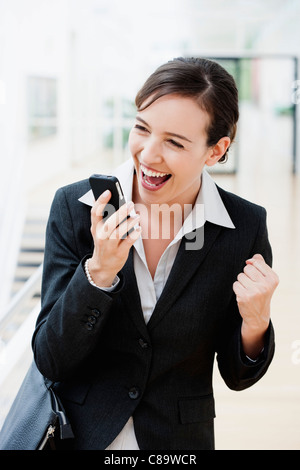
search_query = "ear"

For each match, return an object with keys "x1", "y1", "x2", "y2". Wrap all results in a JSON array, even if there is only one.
[{"x1": 205, "y1": 137, "x2": 231, "y2": 167}]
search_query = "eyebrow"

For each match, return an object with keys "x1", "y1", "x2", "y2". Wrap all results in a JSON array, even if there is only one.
[{"x1": 135, "y1": 116, "x2": 193, "y2": 143}]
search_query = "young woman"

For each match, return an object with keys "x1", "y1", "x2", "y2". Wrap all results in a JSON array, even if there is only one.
[{"x1": 32, "y1": 57, "x2": 279, "y2": 450}]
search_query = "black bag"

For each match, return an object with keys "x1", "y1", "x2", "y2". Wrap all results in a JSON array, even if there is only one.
[{"x1": 0, "y1": 360, "x2": 74, "y2": 450}]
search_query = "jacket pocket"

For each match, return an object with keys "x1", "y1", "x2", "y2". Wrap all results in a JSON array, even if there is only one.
[{"x1": 178, "y1": 394, "x2": 216, "y2": 424}]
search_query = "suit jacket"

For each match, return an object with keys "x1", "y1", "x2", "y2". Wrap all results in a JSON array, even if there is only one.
[{"x1": 32, "y1": 178, "x2": 275, "y2": 450}]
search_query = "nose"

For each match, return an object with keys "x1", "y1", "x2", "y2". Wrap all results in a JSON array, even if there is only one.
[{"x1": 140, "y1": 137, "x2": 163, "y2": 165}]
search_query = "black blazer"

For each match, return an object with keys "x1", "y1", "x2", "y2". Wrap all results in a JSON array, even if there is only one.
[{"x1": 32, "y1": 179, "x2": 275, "y2": 450}]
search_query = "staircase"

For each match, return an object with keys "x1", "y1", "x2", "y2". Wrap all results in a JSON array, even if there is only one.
[
  {"x1": 0, "y1": 213, "x2": 47, "y2": 430},
  {"x1": 0, "y1": 215, "x2": 46, "y2": 346},
  {"x1": 11, "y1": 217, "x2": 46, "y2": 296}
]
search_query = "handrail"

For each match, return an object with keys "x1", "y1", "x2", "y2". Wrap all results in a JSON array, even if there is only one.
[
  {"x1": 0, "y1": 263, "x2": 43, "y2": 325},
  {"x1": 0, "y1": 265, "x2": 43, "y2": 427},
  {"x1": 0, "y1": 302, "x2": 39, "y2": 388}
]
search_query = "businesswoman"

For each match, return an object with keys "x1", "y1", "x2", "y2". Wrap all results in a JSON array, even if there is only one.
[{"x1": 32, "y1": 57, "x2": 279, "y2": 450}]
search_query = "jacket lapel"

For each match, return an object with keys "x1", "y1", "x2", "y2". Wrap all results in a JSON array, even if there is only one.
[
  {"x1": 115, "y1": 222, "x2": 223, "y2": 336},
  {"x1": 147, "y1": 222, "x2": 223, "y2": 331}
]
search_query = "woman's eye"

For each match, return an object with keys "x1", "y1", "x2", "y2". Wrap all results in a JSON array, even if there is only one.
[
  {"x1": 168, "y1": 139, "x2": 184, "y2": 149},
  {"x1": 134, "y1": 124, "x2": 148, "y2": 132}
]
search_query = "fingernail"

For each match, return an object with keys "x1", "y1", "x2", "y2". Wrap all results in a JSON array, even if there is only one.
[
  {"x1": 127, "y1": 201, "x2": 134, "y2": 210},
  {"x1": 102, "y1": 190, "x2": 110, "y2": 197}
]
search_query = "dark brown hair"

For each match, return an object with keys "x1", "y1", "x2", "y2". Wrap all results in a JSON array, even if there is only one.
[{"x1": 135, "y1": 57, "x2": 239, "y2": 162}]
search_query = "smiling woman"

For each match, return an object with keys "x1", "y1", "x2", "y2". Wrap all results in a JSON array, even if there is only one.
[
  {"x1": 129, "y1": 93, "x2": 229, "y2": 209},
  {"x1": 135, "y1": 57, "x2": 239, "y2": 163},
  {"x1": 27, "y1": 57, "x2": 279, "y2": 451}
]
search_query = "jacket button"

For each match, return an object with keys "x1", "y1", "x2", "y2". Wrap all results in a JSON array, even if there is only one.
[
  {"x1": 87, "y1": 315, "x2": 96, "y2": 324},
  {"x1": 92, "y1": 308, "x2": 101, "y2": 317},
  {"x1": 128, "y1": 387, "x2": 140, "y2": 399},
  {"x1": 85, "y1": 322, "x2": 94, "y2": 330},
  {"x1": 138, "y1": 338, "x2": 148, "y2": 349}
]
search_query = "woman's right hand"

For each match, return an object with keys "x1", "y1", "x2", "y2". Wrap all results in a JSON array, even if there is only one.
[{"x1": 88, "y1": 190, "x2": 141, "y2": 287}]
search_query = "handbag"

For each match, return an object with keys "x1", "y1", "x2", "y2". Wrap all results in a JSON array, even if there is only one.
[{"x1": 0, "y1": 360, "x2": 74, "y2": 450}]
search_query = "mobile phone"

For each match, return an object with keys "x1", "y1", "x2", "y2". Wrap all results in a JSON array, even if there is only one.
[{"x1": 89, "y1": 174, "x2": 126, "y2": 220}]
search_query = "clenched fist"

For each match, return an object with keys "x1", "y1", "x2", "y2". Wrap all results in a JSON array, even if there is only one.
[{"x1": 233, "y1": 254, "x2": 279, "y2": 359}]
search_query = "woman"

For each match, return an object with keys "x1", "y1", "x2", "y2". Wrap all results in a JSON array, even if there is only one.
[{"x1": 32, "y1": 57, "x2": 279, "y2": 450}]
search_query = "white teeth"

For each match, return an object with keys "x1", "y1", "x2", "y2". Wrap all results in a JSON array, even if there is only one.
[{"x1": 141, "y1": 164, "x2": 169, "y2": 178}]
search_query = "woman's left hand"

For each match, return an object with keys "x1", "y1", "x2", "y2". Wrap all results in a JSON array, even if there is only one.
[{"x1": 233, "y1": 254, "x2": 279, "y2": 358}]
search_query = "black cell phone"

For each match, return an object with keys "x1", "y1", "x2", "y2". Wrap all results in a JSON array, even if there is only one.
[{"x1": 89, "y1": 174, "x2": 126, "y2": 219}]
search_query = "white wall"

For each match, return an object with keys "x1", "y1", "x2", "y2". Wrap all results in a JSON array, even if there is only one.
[
  {"x1": 0, "y1": 0, "x2": 72, "y2": 310},
  {"x1": 0, "y1": 2, "x2": 28, "y2": 312}
]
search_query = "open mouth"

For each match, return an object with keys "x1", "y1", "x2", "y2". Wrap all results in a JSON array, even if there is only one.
[{"x1": 140, "y1": 164, "x2": 172, "y2": 190}]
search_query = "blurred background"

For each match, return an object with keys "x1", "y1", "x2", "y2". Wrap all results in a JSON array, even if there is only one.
[{"x1": 0, "y1": 0, "x2": 299, "y2": 450}]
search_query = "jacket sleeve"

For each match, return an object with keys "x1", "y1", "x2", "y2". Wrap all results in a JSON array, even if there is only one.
[
  {"x1": 216, "y1": 206, "x2": 275, "y2": 391},
  {"x1": 32, "y1": 187, "x2": 123, "y2": 382}
]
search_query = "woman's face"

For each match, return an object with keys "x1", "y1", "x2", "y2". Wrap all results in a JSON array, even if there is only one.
[{"x1": 129, "y1": 94, "x2": 221, "y2": 208}]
